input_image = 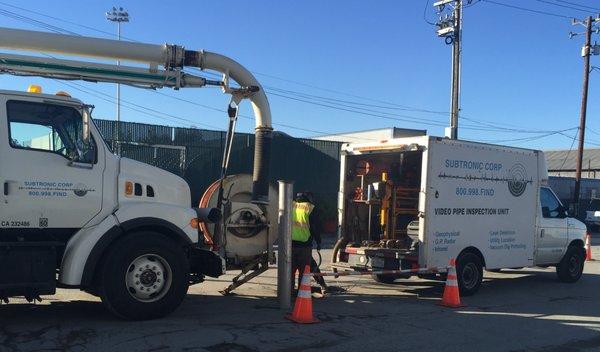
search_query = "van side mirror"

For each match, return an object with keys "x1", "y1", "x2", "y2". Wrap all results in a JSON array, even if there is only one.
[
  {"x1": 542, "y1": 206, "x2": 551, "y2": 218},
  {"x1": 557, "y1": 205, "x2": 569, "y2": 218}
]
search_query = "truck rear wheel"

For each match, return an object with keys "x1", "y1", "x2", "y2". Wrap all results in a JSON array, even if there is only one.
[
  {"x1": 456, "y1": 252, "x2": 483, "y2": 296},
  {"x1": 99, "y1": 232, "x2": 189, "y2": 320},
  {"x1": 556, "y1": 246, "x2": 585, "y2": 283}
]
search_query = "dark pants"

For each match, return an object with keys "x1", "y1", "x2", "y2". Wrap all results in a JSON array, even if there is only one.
[
  {"x1": 291, "y1": 246, "x2": 312, "y2": 289},
  {"x1": 311, "y1": 258, "x2": 327, "y2": 289}
]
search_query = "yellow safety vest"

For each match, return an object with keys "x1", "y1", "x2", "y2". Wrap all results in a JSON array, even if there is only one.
[{"x1": 292, "y1": 201, "x2": 315, "y2": 242}]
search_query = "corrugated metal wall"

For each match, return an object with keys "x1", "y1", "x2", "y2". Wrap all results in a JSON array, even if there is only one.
[{"x1": 95, "y1": 119, "x2": 342, "y2": 219}]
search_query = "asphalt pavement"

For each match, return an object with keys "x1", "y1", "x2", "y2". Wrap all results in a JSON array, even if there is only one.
[{"x1": 1, "y1": 240, "x2": 600, "y2": 352}]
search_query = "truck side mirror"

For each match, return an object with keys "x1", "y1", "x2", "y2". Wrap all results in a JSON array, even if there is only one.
[{"x1": 82, "y1": 107, "x2": 90, "y2": 145}]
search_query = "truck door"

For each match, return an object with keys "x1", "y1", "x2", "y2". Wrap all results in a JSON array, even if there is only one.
[
  {"x1": 0, "y1": 99, "x2": 104, "y2": 242},
  {"x1": 536, "y1": 187, "x2": 568, "y2": 265}
]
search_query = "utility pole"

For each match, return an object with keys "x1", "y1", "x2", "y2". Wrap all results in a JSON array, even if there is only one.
[
  {"x1": 570, "y1": 15, "x2": 599, "y2": 215},
  {"x1": 106, "y1": 6, "x2": 129, "y2": 154},
  {"x1": 434, "y1": 0, "x2": 463, "y2": 140}
]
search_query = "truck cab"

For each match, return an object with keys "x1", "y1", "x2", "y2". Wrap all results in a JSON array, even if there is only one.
[{"x1": 0, "y1": 87, "x2": 222, "y2": 319}]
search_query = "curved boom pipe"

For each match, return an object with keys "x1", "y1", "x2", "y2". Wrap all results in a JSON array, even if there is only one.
[{"x1": 0, "y1": 26, "x2": 272, "y2": 203}]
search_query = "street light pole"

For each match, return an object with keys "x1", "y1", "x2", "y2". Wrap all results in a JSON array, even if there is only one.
[{"x1": 106, "y1": 6, "x2": 129, "y2": 154}]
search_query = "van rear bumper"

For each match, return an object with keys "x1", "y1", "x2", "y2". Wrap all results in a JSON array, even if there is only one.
[{"x1": 336, "y1": 246, "x2": 419, "y2": 272}]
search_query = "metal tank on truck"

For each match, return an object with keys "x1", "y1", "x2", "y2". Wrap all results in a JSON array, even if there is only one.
[{"x1": 0, "y1": 27, "x2": 274, "y2": 320}]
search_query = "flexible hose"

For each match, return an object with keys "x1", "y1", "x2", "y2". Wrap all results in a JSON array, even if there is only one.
[{"x1": 251, "y1": 127, "x2": 273, "y2": 204}]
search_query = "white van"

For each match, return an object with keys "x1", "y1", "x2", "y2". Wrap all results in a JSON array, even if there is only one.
[{"x1": 333, "y1": 136, "x2": 587, "y2": 295}]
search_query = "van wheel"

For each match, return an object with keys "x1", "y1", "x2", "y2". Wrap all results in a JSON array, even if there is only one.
[
  {"x1": 372, "y1": 274, "x2": 399, "y2": 284},
  {"x1": 99, "y1": 232, "x2": 189, "y2": 320},
  {"x1": 456, "y1": 252, "x2": 483, "y2": 296},
  {"x1": 556, "y1": 246, "x2": 585, "y2": 283}
]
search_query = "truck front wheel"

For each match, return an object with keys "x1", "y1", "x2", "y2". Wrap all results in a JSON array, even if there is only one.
[
  {"x1": 456, "y1": 252, "x2": 483, "y2": 296},
  {"x1": 99, "y1": 232, "x2": 189, "y2": 320},
  {"x1": 556, "y1": 246, "x2": 585, "y2": 283}
]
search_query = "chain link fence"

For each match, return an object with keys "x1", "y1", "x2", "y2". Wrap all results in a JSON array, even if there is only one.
[{"x1": 94, "y1": 119, "x2": 342, "y2": 220}]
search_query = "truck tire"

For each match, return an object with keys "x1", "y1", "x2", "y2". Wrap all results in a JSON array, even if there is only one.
[
  {"x1": 456, "y1": 252, "x2": 483, "y2": 296},
  {"x1": 556, "y1": 246, "x2": 585, "y2": 283},
  {"x1": 99, "y1": 232, "x2": 189, "y2": 320}
]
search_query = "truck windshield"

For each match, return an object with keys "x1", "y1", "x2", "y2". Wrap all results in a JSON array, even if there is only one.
[{"x1": 7, "y1": 100, "x2": 96, "y2": 163}]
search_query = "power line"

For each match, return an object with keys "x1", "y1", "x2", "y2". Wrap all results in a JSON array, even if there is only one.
[
  {"x1": 54, "y1": 79, "x2": 223, "y2": 129},
  {"x1": 0, "y1": 1, "x2": 130, "y2": 39},
  {"x1": 0, "y1": 6, "x2": 343, "y2": 135},
  {"x1": 0, "y1": 8, "x2": 80, "y2": 35},
  {"x1": 554, "y1": 0, "x2": 600, "y2": 12},
  {"x1": 0, "y1": 3, "x2": 559, "y2": 136},
  {"x1": 0, "y1": 3, "x2": 579, "y2": 139},
  {"x1": 533, "y1": 0, "x2": 596, "y2": 14},
  {"x1": 423, "y1": 0, "x2": 437, "y2": 26},
  {"x1": 481, "y1": 0, "x2": 574, "y2": 19},
  {"x1": 478, "y1": 127, "x2": 578, "y2": 143},
  {"x1": 559, "y1": 128, "x2": 578, "y2": 170},
  {"x1": 265, "y1": 86, "x2": 448, "y2": 114}
]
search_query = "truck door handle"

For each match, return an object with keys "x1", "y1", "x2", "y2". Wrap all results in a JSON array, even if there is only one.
[
  {"x1": 3, "y1": 182, "x2": 7, "y2": 196},
  {"x1": 540, "y1": 229, "x2": 545, "y2": 238}
]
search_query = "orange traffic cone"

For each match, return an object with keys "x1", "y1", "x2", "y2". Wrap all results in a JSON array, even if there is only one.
[
  {"x1": 585, "y1": 233, "x2": 593, "y2": 261},
  {"x1": 438, "y1": 258, "x2": 465, "y2": 308},
  {"x1": 286, "y1": 265, "x2": 319, "y2": 324}
]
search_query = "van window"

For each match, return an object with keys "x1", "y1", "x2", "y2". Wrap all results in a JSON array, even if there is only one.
[
  {"x1": 7, "y1": 100, "x2": 96, "y2": 163},
  {"x1": 588, "y1": 199, "x2": 600, "y2": 211},
  {"x1": 540, "y1": 187, "x2": 563, "y2": 218}
]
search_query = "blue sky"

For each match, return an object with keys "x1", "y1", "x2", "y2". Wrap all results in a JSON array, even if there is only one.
[{"x1": 0, "y1": 0, "x2": 598, "y2": 150}]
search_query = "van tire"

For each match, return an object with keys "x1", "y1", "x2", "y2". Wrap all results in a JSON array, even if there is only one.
[
  {"x1": 372, "y1": 274, "x2": 398, "y2": 284},
  {"x1": 99, "y1": 232, "x2": 189, "y2": 320},
  {"x1": 456, "y1": 252, "x2": 483, "y2": 296},
  {"x1": 556, "y1": 246, "x2": 585, "y2": 283}
]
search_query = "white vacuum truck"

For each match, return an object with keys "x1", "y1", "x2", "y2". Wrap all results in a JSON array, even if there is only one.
[
  {"x1": 0, "y1": 27, "x2": 275, "y2": 319},
  {"x1": 333, "y1": 136, "x2": 588, "y2": 295}
]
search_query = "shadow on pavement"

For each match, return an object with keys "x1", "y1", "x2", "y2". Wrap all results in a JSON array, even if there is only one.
[{"x1": 1, "y1": 268, "x2": 600, "y2": 352}]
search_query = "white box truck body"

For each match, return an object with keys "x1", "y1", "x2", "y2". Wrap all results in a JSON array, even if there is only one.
[{"x1": 334, "y1": 136, "x2": 587, "y2": 295}]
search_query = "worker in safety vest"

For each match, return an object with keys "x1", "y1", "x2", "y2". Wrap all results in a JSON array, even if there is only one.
[{"x1": 291, "y1": 191, "x2": 325, "y2": 291}]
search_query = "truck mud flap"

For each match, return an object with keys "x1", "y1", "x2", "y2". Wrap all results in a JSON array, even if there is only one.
[
  {"x1": 189, "y1": 246, "x2": 225, "y2": 279},
  {"x1": 0, "y1": 242, "x2": 59, "y2": 299}
]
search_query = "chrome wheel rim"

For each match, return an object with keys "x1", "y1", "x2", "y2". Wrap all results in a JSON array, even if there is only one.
[{"x1": 125, "y1": 254, "x2": 172, "y2": 302}]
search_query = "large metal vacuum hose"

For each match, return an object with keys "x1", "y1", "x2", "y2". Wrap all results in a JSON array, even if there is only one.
[{"x1": 185, "y1": 50, "x2": 273, "y2": 204}]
